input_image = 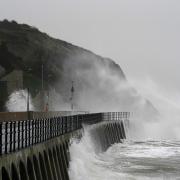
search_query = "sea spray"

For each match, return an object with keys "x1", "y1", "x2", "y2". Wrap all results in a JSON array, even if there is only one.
[
  {"x1": 129, "y1": 78, "x2": 180, "y2": 140},
  {"x1": 68, "y1": 125, "x2": 126, "y2": 180},
  {"x1": 68, "y1": 78, "x2": 180, "y2": 179},
  {"x1": 69, "y1": 126, "x2": 180, "y2": 180},
  {"x1": 6, "y1": 89, "x2": 34, "y2": 111}
]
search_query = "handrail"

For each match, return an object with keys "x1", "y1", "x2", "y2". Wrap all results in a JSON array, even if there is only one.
[
  {"x1": 0, "y1": 112, "x2": 130, "y2": 155},
  {"x1": 0, "y1": 111, "x2": 89, "y2": 122}
]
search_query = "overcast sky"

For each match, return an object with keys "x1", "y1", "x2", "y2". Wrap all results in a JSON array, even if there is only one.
[{"x1": 1, "y1": 0, "x2": 180, "y2": 92}]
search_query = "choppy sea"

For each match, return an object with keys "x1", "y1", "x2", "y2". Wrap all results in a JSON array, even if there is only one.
[{"x1": 68, "y1": 126, "x2": 180, "y2": 180}]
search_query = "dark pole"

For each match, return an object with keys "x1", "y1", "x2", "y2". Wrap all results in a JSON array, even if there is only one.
[
  {"x1": 27, "y1": 87, "x2": 30, "y2": 120},
  {"x1": 42, "y1": 64, "x2": 44, "y2": 90},
  {"x1": 41, "y1": 64, "x2": 44, "y2": 111},
  {"x1": 71, "y1": 81, "x2": 74, "y2": 111}
]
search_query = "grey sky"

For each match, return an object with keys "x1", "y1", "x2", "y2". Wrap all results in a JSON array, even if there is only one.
[{"x1": 1, "y1": 0, "x2": 180, "y2": 92}]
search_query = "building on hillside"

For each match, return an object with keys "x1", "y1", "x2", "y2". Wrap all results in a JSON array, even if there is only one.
[
  {"x1": 0, "y1": 81, "x2": 8, "y2": 111},
  {"x1": 0, "y1": 70, "x2": 23, "y2": 111},
  {"x1": 0, "y1": 70, "x2": 23, "y2": 95},
  {"x1": 0, "y1": 70, "x2": 49, "y2": 112}
]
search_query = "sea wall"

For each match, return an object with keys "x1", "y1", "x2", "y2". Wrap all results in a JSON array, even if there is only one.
[
  {"x1": 0, "y1": 120, "x2": 126, "y2": 180},
  {"x1": 0, "y1": 112, "x2": 129, "y2": 180}
]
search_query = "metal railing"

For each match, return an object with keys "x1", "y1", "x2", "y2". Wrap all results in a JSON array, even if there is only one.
[
  {"x1": 103, "y1": 112, "x2": 130, "y2": 121},
  {"x1": 0, "y1": 112, "x2": 130, "y2": 155}
]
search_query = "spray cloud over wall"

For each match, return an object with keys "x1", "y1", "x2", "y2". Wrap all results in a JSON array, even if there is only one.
[
  {"x1": 129, "y1": 78, "x2": 180, "y2": 140},
  {"x1": 55, "y1": 52, "x2": 156, "y2": 116},
  {"x1": 6, "y1": 89, "x2": 34, "y2": 112},
  {"x1": 54, "y1": 51, "x2": 180, "y2": 140}
]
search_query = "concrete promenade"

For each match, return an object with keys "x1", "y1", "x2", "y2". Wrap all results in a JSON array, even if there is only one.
[{"x1": 0, "y1": 112, "x2": 130, "y2": 180}]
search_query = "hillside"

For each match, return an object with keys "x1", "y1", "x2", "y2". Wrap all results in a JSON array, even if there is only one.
[
  {"x1": 0, "y1": 20, "x2": 157, "y2": 117},
  {"x1": 0, "y1": 20, "x2": 125, "y2": 82}
]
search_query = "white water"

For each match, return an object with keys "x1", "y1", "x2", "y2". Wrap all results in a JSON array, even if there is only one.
[
  {"x1": 69, "y1": 126, "x2": 180, "y2": 180},
  {"x1": 129, "y1": 78, "x2": 180, "y2": 140},
  {"x1": 6, "y1": 89, "x2": 34, "y2": 111},
  {"x1": 69, "y1": 79, "x2": 180, "y2": 180}
]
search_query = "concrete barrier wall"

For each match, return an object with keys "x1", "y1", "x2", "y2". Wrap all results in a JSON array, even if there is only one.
[
  {"x1": 0, "y1": 120, "x2": 127, "y2": 180},
  {"x1": 89, "y1": 121, "x2": 126, "y2": 152},
  {"x1": 0, "y1": 129, "x2": 81, "y2": 180}
]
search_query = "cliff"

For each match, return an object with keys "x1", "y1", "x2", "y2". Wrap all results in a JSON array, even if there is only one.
[
  {"x1": 0, "y1": 20, "x2": 125, "y2": 82},
  {"x1": 0, "y1": 20, "x2": 157, "y2": 117}
]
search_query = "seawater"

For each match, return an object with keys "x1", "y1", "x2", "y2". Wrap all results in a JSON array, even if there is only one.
[{"x1": 68, "y1": 126, "x2": 180, "y2": 180}]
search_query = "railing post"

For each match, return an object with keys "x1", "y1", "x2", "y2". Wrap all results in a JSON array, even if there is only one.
[
  {"x1": 5, "y1": 122, "x2": 8, "y2": 154},
  {"x1": 80, "y1": 115, "x2": 83, "y2": 129},
  {"x1": 57, "y1": 117, "x2": 60, "y2": 136},
  {"x1": 40, "y1": 119, "x2": 42, "y2": 142},
  {"x1": 25, "y1": 120, "x2": 28, "y2": 147},
  {"x1": 50, "y1": 118, "x2": 52, "y2": 138},
  {"x1": 54, "y1": 117, "x2": 56, "y2": 136},
  {"x1": 71, "y1": 116, "x2": 73, "y2": 132},
  {"x1": 56, "y1": 117, "x2": 59, "y2": 136},
  {"x1": 32, "y1": 119, "x2": 34, "y2": 145},
  {"x1": 21, "y1": 121, "x2": 24, "y2": 148},
  {"x1": 35, "y1": 119, "x2": 37, "y2": 143},
  {"x1": 43, "y1": 119, "x2": 45, "y2": 141},
  {"x1": 53, "y1": 117, "x2": 55, "y2": 137},
  {"x1": 61, "y1": 117, "x2": 63, "y2": 134},
  {"x1": 17, "y1": 121, "x2": 20, "y2": 150},
  {"x1": 0, "y1": 122, "x2": 2, "y2": 155},
  {"x1": 65, "y1": 117, "x2": 67, "y2": 134},
  {"x1": 52, "y1": 117, "x2": 55, "y2": 137},
  {"x1": 28, "y1": 120, "x2": 31, "y2": 146},
  {"x1": 76, "y1": 115, "x2": 78, "y2": 130},
  {"x1": 38, "y1": 119, "x2": 40, "y2": 142},
  {"x1": 9, "y1": 122, "x2": 13, "y2": 152},
  {"x1": 53, "y1": 117, "x2": 56, "y2": 137},
  {"x1": 45, "y1": 118, "x2": 48, "y2": 140},
  {"x1": 13, "y1": 121, "x2": 16, "y2": 152},
  {"x1": 51, "y1": 118, "x2": 53, "y2": 137}
]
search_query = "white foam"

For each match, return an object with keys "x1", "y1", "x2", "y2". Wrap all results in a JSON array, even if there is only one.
[
  {"x1": 105, "y1": 141, "x2": 180, "y2": 158},
  {"x1": 5, "y1": 89, "x2": 34, "y2": 111},
  {"x1": 69, "y1": 127, "x2": 180, "y2": 180}
]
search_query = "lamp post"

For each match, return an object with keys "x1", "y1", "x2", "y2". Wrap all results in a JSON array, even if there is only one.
[
  {"x1": 26, "y1": 68, "x2": 32, "y2": 119},
  {"x1": 41, "y1": 64, "x2": 44, "y2": 91},
  {"x1": 27, "y1": 87, "x2": 30, "y2": 120},
  {"x1": 45, "y1": 74, "x2": 52, "y2": 112},
  {"x1": 70, "y1": 81, "x2": 74, "y2": 111}
]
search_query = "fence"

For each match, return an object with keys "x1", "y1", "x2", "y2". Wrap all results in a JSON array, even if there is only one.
[
  {"x1": 103, "y1": 112, "x2": 130, "y2": 121},
  {"x1": 0, "y1": 112, "x2": 130, "y2": 155}
]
